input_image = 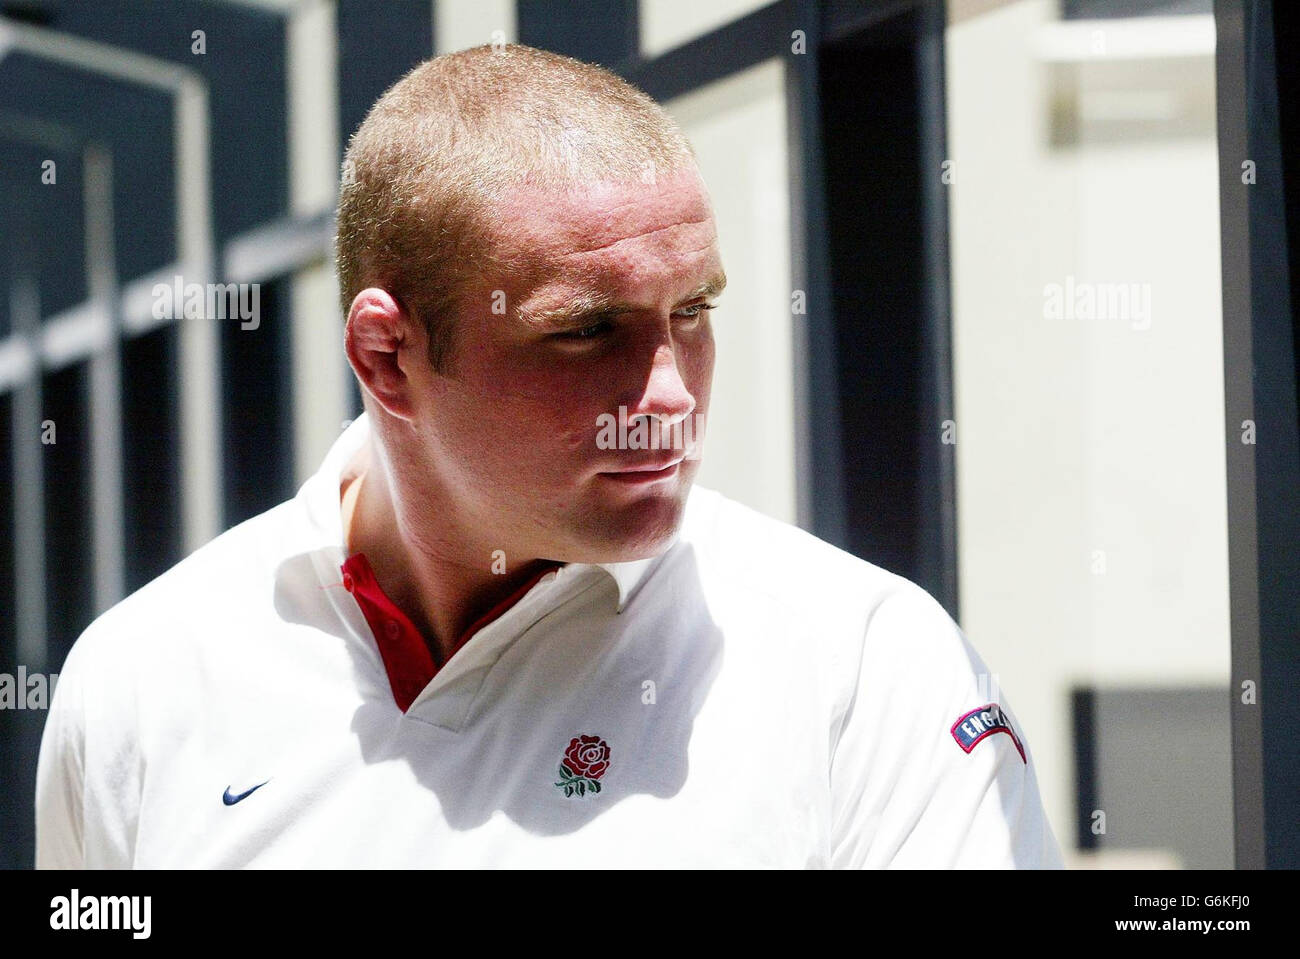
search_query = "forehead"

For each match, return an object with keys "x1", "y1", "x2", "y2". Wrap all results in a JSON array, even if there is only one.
[{"x1": 486, "y1": 168, "x2": 720, "y2": 292}]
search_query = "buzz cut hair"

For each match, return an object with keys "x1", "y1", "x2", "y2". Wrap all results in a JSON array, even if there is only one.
[{"x1": 334, "y1": 43, "x2": 697, "y2": 374}]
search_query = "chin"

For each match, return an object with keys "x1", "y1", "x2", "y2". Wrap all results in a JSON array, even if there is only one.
[{"x1": 561, "y1": 477, "x2": 691, "y2": 564}]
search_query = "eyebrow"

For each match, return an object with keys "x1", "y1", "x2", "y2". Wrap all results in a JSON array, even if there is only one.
[{"x1": 519, "y1": 272, "x2": 728, "y2": 330}]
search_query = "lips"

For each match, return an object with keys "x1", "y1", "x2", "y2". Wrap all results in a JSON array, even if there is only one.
[
  {"x1": 596, "y1": 456, "x2": 685, "y2": 486},
  {"x1": 601, "y1": 454, "x2": 685, "y2": 474}
]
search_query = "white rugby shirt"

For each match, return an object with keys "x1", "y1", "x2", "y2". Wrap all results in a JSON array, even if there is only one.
[{"x1": 36, "y1": 413, "x2": 1063, "y2": 868}]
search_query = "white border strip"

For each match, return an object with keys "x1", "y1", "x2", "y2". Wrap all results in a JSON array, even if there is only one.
[
  {"x1": 1036, "y1": 15, "x2": 1216, "y2": 63},
  {"x1": 121, "y1": 263, "x2": 187, "y2": 335},
  {"x1": 0, "y1": 336, "x2": 38, "y2": 391},
  {"x1": 85, "y1": 144, "x2": 125, "y2": 614},
  {"x1": 38, "y1": 301, "x2": 112, "y2": 370},
  {"x1": 223, "y1": 210, "x2": 333, "y2": 284},
  {"x1": 9, "y1": 274, "x2": 46, "y2": 668}
]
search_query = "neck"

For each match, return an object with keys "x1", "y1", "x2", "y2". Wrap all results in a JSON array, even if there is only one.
[{"x1": 341, "y1": 437, "x2": 558, "y2": 665}]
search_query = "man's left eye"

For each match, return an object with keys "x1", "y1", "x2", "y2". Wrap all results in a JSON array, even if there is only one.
[{"x1": 675, "y1": 303, "x2": 716, "y2": 319}]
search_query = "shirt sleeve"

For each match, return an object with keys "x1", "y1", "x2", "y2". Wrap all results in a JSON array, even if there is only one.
[
  {"x1": 829, "y1": 580, "x2": 1064, "y2": 869},
  {"x1": 35, "y1": 647, "x2": 87, "y2": 870}
]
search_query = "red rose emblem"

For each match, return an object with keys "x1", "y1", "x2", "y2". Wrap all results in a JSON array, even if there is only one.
[
  {"x1": 555, "y1": 735, "x2": 611, "y2": 797},
  {"x1": 563, "y1": 735, "x2": 611, "y2": 780}
]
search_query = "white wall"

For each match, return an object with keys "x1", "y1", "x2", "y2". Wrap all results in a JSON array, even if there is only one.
[
  {"x1": 435, "y1": 0, "x2": 516, "y2": 54},
  {"x1": 946, "y1": 0, "x2": 1230, "y2": 860},
  {"x1": 665, "y1": 58, "x2": 798, "y2": 524},
  {"x1": 287, "y1": 0, "x2": 347, "y2": 486}
]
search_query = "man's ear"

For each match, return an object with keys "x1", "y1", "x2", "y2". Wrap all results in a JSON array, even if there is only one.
[{"x1": 344, "y1": 288, "x2": 422, "y2": 421}]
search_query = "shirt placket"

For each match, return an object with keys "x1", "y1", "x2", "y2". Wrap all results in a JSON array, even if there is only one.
[{"x1": 398, "y1": 566, "x2": 610, "y2": 730}]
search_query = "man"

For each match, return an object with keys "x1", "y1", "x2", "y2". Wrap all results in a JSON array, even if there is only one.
[{"x1": 36, "y1": 43, "x2": 1062, "y2": 868}]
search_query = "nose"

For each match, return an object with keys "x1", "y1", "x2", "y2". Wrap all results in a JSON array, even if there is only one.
[{"x1": 624, "y1": 337, "x2": 696, "y2": 428}]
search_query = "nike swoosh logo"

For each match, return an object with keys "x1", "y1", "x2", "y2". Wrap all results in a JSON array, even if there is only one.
[{"x1": 223, "y1": 781, "x2": 269, "y2": 806}]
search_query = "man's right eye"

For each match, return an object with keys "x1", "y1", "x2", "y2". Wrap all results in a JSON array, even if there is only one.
[{"x1": 556, "y1": 320, "x2": 612, "y2": 341}]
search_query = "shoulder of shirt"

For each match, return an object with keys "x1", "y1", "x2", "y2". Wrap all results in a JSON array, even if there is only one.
[
  {"x1": 681, "y1": 484, "x2": 960, "y2": 645},
  {"x1": 679, "y1": 486, "x2": 988, "y2": 733}
]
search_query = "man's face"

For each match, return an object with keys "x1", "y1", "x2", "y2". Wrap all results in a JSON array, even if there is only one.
[{"x1": 404, "y1": 165, "x2": 723, "y2": 565}]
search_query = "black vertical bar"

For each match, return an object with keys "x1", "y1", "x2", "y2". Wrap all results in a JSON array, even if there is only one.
[
  {"x1": 817, "y1": 2, "x2": 955, "y2": 610},
  {"x1": 338, "y1": 0, "x2": 435, "y2": 151},
  {"x1": 40, "y1": 362, "x2": 93, "y2": 671},
  {"x1": 1250, "y1": 0, "x2": 1300, "y2": 871},
  {"x1": 788, "y1": 0, "x2": 848, "y2": 549},
  {"x1": 221, "y1": 279, "x2": 295, "y2": 528},
  {"x1": 0, "y1": 394, "x2": 12, "y2": 666},
  {"x1": 0, "y1": 392, "x2": 18, "y2": 867},
  {"x1": 1215, "y1": 0, "x2": 1300, "y2": 869},
  {"x1": 121, "y1": 326, "x2": 182, "y2": 592},
  {"x1": 1214, "y1": 0, "x2": 1262, "y2": 872},
  {"x1": 517, "y1": 0, "x2": 639, "y2": 64},
  {"x1": 914, "y1": 0, "x2": 958, "y2": 618},
  {"x1": 1072, "y1": 687, "x2": 1099, "y2": 851}
]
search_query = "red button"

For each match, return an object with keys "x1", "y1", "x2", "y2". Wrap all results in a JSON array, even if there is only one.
[
  {"x1": 385, "y1": 620, "x2": 400, "y2": 637},
  {"x1": 342, "y1": 573, "x2": 354, "y2": 592}
]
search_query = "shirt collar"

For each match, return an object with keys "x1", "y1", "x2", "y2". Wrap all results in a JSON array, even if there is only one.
[{"x1": 301, "y1": 411, "x2": 671, "y2": 611}]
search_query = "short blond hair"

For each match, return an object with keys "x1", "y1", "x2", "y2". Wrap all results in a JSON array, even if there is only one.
[{"x1": 334, "y1": 43, "x2": 696, "y2": 373}]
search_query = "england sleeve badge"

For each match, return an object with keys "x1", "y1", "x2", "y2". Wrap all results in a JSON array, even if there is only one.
[{"x1": 950, "y1": 703, "x2": 1027, "y2": 764}]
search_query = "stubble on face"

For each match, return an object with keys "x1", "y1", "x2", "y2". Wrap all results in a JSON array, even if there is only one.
[{"x1": 404, "y1": 166, "x2": 723, "y2": 567}]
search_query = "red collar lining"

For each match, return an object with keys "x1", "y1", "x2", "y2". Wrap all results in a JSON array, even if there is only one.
[{"x1": 340, "y1": 553, "x2": 562, "y2": 712}]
